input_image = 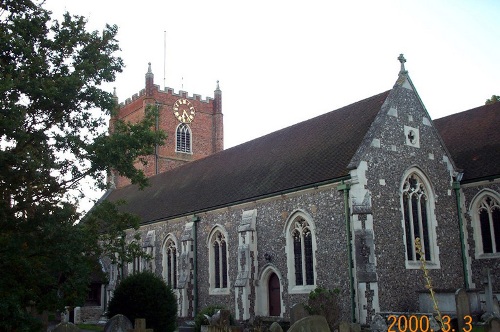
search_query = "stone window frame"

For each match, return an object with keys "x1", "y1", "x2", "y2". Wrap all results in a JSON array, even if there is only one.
[
  {"x1": 162, "y1": 234, "x2": 179, "y2": 289},
  {"x1": 470, "y1": 189, "x2": 500, "y2": 259},
  {"x1": 400, "y1": 167, "x2": 440, "y2": 269},
  {"x1": 176, "y1": 123, "x2": 192, "y2": 154},
  {"x1": 208, "y1": 225, "x2": 230, "y2": 295},
  {"x1": 284, "y1": 210, "x2": 317, "y2": 294}
]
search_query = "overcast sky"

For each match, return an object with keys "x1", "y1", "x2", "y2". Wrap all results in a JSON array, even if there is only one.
[{"x1": 43, "y1": 0, "x2": 499, "y2": 210}]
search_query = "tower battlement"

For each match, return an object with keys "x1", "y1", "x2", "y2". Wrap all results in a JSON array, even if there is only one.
[{"x1": 120, "y1": 85, "x2": 214, "y2": 108}]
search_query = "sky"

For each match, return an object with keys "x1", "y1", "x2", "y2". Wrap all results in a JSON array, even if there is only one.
[{"x1": 43, "y1": 0, "x2": 500, "y2": 211}]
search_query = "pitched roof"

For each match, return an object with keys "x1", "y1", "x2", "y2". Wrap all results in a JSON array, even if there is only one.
[
  {"x1": 107, "y1": 91, "x2": 391, "y2": 223},
  {"x1": 434, "y1": 102, "x2": 500, "y2": 182}
]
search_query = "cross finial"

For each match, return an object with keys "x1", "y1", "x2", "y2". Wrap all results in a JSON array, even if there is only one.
[{"x1": 398, "y1": 54, "x2": 407, "y2": 73}]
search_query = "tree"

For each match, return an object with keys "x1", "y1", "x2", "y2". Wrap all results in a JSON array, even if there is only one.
[
  {"x1": 0, "y1": 0, "x2": 165, "y2": 329},
  {"x1": 107, "y1": 272, "x2": 177, "y2": 332},
  {"x1": 485, "y1": 95, "x2": 500, "y2": 105}
]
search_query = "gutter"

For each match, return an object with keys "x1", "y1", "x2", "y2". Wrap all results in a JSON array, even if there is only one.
[{"x1": 338, "y1": 181, "x2": 356, "y2": 322}]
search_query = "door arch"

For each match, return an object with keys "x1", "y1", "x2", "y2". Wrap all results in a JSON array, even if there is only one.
[{"x1": 268, "y1": 272, "x2": 281, "y2": 316}]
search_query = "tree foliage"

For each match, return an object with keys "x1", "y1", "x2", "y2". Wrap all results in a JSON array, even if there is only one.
[
  {"x1": 107, "y1": 272, "x2": 177, "y2": 332},
  {"x1": 485, "y1": 95, "x2": 500, "y2": 105},
  {"x1": 0, "y1": 0, "x2": 165, "y2": 329}
]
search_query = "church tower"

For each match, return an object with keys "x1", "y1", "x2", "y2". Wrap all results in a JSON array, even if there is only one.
[{"x1": 110, "y1": 64, "x2": 223, "y2": 189}]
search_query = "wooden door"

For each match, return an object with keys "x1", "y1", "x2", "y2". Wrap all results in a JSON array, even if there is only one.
[{"x1": 268, "y1": 273, "x2": 281, "y2": 316}]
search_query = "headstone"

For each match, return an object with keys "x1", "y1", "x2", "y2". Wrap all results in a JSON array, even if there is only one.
[
  {"x1": 429, "y1": 315, "x2": 441, "y2": 332},
  {"x1": 485, "y1": 317, "x2": 500, "y2": 332},
  {"x1": 73, "y1": 307, "x2": 81, "y2": 325},
  {"x1": 129, "y1": 318, "x2": 153, "y2": 332},
  {"x1": 456, "y1": 288, "x2": 471, "y2": 332},
  {"x1": 104, "y1": 314, "x2": 133, "y2": 332},
  {"x1": 370, "y1": 314, "x2": 387, "y2": 332},
  {"x1": 484, "y1": 268, "x2": 494, "y2": 313},
  {"x1": 339, "y1": 321, "x2": 350, "y2": 332},
  {"x1": 269, "y1": 322, "x2": 284, "y2": 332},
  {"x1": 52, "y1": 322, "x2": 80, "y2": 332},
  {"x1": 288, "y1": 315, "x2": 331, "y2": 332},
  {"x1": 61, "y1": 307, "x2": 70, "y2": 323},
  {"x1": 290, "y1": 303, "x2": 309, "y2": 325},
  {"x1": 351, "y1": 322, "x2": 361, "y2": 332}
]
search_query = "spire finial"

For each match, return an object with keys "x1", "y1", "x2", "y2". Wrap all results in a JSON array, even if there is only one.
[
  {"x1": 398, "y1": 54, "x2": 407, "y2": 74},
  {"x1": 216, "y1": 80, "x2": 220, "y2": 91},
  {"x1": 113, "y1": 87, "x2": 117, "y2": 97},
  {"x1": 147, "y1": 62, "x2": 152, "y2": 73}
]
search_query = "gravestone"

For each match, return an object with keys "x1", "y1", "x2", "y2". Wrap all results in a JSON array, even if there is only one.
[
  {"x1": 290, "y1": 303, "x2": 309, "y2": 325},
  {"x1": 288, "y1": 315, "x2": 331, "y2": 332},
  {"x1": 73, "y1": 307, "x2": 81, "y2": 324},
  {"x1": 104, "y1": 314, "x2": 133, "y2": 332},
  {"x1": 269, "y1": 322, "x2": 284, "y2": 332},
  {"x1": 456, "y1": 288, "x2": 471, "y2": 332},
  {"x1": 52, "y1": 322, "x2": 80, "y2": 332},
  {"x1": 201, "y1": 310, "x2": 240, "y2": 332},
  {"x1": 370, "y1": 314, "x2": 387, "y2": 332},
  {"x1": 485, "y1": 317, "x2": 500, "y2": 332},
  {"x1": 129, "y1": 318, "x2": 153, "y2": 332},
  {"x1": 339, "y1": 321, "x2": 350, "y2": 332}
]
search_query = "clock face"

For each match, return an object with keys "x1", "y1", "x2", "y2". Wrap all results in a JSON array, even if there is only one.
[{"x1": 173, "y1": 98, "x2": 195, "y2": 123}]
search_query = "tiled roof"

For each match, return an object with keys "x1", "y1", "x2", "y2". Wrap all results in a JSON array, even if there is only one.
[
  {"x1": 434, "y1": 102, "x2": 500, "y2": 182},
  {"x1": 107, "y1": 91, "x2": 391, "y2": 223}
]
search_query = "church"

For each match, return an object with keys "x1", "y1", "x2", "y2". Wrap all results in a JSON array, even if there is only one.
[{"x1": 91, "y1": 55, "x2": 499, "y2": 325}]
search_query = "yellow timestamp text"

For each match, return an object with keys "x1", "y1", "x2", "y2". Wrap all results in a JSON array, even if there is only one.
[{"x1": 387, "y1": 314, "x2": 473, "y2": 332}]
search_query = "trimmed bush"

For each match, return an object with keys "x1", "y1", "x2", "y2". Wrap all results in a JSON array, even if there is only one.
[
  {"x1": 304, "y1": 287, "x2": 340, "y2": 331},
  {"x1": 107, "y1": 271, "x2": 177, "y2": 332}
]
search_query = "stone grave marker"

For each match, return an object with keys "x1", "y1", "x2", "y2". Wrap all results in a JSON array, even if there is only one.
[
  {"x1": 129, "y1": 318, "x2": 153, "y2": 332},
  {"x1": 288, "y1": 315, "x2": 331, "y2": 332},
  {"x1": 456, "y1": 288, "x2": 471, "y2": 332},
  {"x1": 370, "y1": 314, "x2": 387, "y2": 332},
  {"x1": 339, "y1": 321, "x2": 350, "y2": 332},
  {"x1": 104, "y1": 314, "x2": 133, "y2": 332},
  {"x1": 485, "y1": 317, "x2": 500, "y2": 332},
  {"x1": 290, "y1": 303, "x2": 309, "y2": 325},
  {"x1": 52, "y1": 322, "x2": 80, "y2": 332},
  {"x1": 269, "y1": 321, "x2": 284, "y2": 332}
]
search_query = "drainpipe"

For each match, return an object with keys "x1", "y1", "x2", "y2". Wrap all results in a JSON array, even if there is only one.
[
  {"x1": 192, "y1": 215, "x2": 200, "y2": 316},
  {"x1": 453, "y1": 174, "x2": 469, "y2": 289},
  {"x1": 338, "y1": 181, "x2": 355, "y2": 322}
]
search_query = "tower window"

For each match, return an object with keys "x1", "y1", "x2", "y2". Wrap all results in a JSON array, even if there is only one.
[{"x1": 176, "y1": 123, "x2": 191, "y2": 153}]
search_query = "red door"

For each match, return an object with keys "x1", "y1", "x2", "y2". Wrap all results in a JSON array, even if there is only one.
[{"x1": 268, "y1": 273, "x2": 281, "y2": 316}]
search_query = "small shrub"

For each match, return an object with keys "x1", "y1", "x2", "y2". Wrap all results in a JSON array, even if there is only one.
[
  {"x1": 107, "y1": 271, "x2": 177, "y2": 332},
  {"x1": 304, "y1": 287, "x2": 340, "y2": 331}
]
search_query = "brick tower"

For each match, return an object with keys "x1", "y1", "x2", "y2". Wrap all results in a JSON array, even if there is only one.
[{"x1": 110, "y1": 63, "x2": 223, "y2": 189}]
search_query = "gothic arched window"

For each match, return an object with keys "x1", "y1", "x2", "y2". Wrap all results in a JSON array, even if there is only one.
[
  {"x1": 401, "y1": 171, "x2": 439, "y2": 267},
  {"x1": 286, "y1": 212, "x2": 316, "y2": 293},
  {"x1": 163, "y1": 237, "x2": 178, "y2": 289},
  {"x1": 292, "y1": 218, "x2": 314, "y2": 285},
  {"x1": 176, "y1": 123, "x2": 191, "y2": 153},
  {"x1": 475, "y1": 193, "x2": 500, "y2": 255},
  {"x1": 209, "y1": 228, "x2": 229, "y2": 294}
]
